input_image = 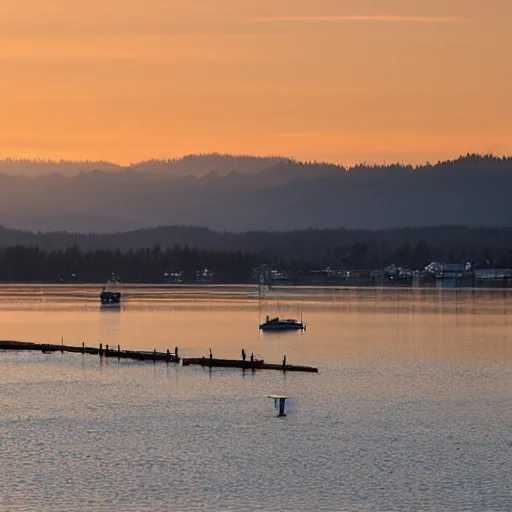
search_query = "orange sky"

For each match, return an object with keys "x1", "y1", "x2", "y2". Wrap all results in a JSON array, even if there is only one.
[{"x1": 2, "y1": 0, "x2": 511, "y2": 165}]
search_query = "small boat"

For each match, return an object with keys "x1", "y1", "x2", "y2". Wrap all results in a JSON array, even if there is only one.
[
  {"x1": 259, "y1": 315, "x2": 306, "y2": 331},
  {"x1": 100, "y1": 289, "x2": 121, "y2": 304},
  {"x1": 100, "y1": 274, "x2": 122, "y2": 304}
]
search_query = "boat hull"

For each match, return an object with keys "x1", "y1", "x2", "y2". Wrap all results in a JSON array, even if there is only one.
[
  {"x1": 259, "y1": 323, "x2": 305, "y2": 331},
  {"x1": 100, "y1": 291, "x2": 122, "y2": 304}
]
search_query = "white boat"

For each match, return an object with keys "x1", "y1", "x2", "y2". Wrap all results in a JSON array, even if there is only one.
[
  {"x1": 259, "y1": 315, "x2": 305, "y2": 331},
  {"x1": 257, "y1": 282, "x2": 306, "y2": 331}
]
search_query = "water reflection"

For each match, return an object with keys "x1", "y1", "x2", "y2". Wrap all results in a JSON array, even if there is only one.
[
  {"x1": 0, "y1": 285, "x2": 511, "y2": 364},
  {"x1": 100, "y1": 303, "x2": 121, "y2": 312},
  {"x1": 0, "y1": 283, "x2": 508, "y2": 312}
]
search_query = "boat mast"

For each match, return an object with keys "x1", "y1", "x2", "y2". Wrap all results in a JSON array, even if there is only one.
[
  {"x1": 258, "y1": 275, "x2": 264, "y2": 324},
  {"x1": 258, "y1": 279, "x2": 260, "y2": 323}
]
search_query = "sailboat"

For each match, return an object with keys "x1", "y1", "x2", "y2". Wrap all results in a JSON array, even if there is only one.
[
  {"x1": 259, "y1": 314, "x2": 306, "y2": 331},
  {"x1": 258, "y1": 284, "x2": 306, "y2": 331}
]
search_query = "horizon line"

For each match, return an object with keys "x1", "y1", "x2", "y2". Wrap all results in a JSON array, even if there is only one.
[
  {"x1": 0, "y1": 151, "x2": 510, "y2": 169},
  {"x1": 1, "y1": 222, "x2": 511, "y2": 235}
]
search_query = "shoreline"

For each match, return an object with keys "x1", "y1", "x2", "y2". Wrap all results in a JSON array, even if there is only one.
[{"x1": 0, "y1": 281, "x2": 510, "y2": 291}]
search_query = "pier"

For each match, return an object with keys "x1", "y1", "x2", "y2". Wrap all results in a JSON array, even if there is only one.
[
  {"x1": 1, "y1": 341, "x2": 318, "y2": 373},
  {"x1": 182, "y1": 357, "x2": 318, "y2": 373},
  {"x1": 0, "y1": 341, "x2": 180, "y2": 363}
]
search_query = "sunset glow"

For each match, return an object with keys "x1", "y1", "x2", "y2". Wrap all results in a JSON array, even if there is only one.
[{"x1": 2, "y1": 0, "x2": 511, "y2": 165}]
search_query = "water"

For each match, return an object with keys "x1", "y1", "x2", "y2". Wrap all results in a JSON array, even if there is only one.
[{"x1": 1, "y1": 285, "x2": 511, "y2": 511}]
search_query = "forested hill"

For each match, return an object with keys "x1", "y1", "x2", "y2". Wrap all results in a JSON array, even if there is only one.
[
  {"x1": 0, "y1": 225, "x2": 511, "y2": 268},
  {"x1": 0, "y1": 154, "x2": 510, "y2": 232},
  {"x1": 0, "y1": 154, "x2": 285, "y2": 178}
]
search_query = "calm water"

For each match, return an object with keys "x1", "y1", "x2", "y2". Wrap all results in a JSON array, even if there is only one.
[{"x1": 1, "y1": 285, "x2": 511, "y2": 512}]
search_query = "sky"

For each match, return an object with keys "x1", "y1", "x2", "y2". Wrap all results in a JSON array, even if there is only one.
[{"x1": 2, "y1": 0, "x2": 511, "y2": 165}]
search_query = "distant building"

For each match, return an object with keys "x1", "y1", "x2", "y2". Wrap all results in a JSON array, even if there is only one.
[
  {"x1": 250, "y1": 265, "x2": 294, "y2": 284},
  {"x1": 424, "y1": 261, "x2": 472, "y2": 279},
  {"x1": 250, "y1": 264, "x2": 270, "y2": 283},
  {"x1": 164, "y1": 271, "x2": 183, "y2": 284},
  {"x1": 196, "y1": 268, "x2": 214, "y2": 283},
  {"x1": 474, "y1": 268, "x2": 512, "y2": 280},
  {"x1": 306, "y1": 268, "x2": 348, "y2": 281},
  {"x1": 384, "y1": 264, "x2": 412, "y2": 280}
]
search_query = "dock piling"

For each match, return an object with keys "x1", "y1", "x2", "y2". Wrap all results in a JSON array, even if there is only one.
[
  {"x1": 82, "y1": 341, "x2": 85, "y2": 354},
  {"x1": 278, "y1": 398, "x2": 286, "y2": 417},
  {"x1": 99, "y1": 343, "x2": 103, "y2": 356}
]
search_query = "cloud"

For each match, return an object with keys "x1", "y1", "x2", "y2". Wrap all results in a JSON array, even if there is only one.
[{"x1": 251, "y1": 15, "x2": 469, "y2": 24}]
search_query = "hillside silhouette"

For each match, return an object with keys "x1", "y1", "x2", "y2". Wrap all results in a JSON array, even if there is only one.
[
  {"x1": 0, "y1": 154, "x2": 510, "y2": 232},
  {"x1": 0, "y1": 225, "x2": 511, "y2": 269},
  {"x1": 0, "y1": 154, "x2": 286, "y2": 178}
]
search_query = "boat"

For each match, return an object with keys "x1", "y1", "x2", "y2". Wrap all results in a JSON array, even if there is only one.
[
  {"x1": 100, "y1": 274, "x2": 122, "y2": 304},
  {"x1": 100, "y1": 288, "x2": 121, "y2": 304},
  {"x1": 257, "y1": 283, "x2": 306, "y2": 331},
  {"x1": 259, "y1": 315, "x2": 306, "y2": 331}
]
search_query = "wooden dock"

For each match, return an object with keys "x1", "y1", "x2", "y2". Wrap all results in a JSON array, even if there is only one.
[
  {"x1": 182, "y1": 357, "x2": 318, "y2": 373},
  {"x1": 1, "y1": 341, "x2": 318, "y2": 373},
  {"x1": 0, "y1": 340, "x2": 180, "y2": 363}
]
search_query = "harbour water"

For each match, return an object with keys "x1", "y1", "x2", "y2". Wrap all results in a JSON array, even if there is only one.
[{"x1": 1, "y1": 285, "x2": 511, "y2": 511}]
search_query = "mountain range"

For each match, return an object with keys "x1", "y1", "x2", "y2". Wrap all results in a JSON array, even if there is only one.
[{"x1": 0, "y1": 153, "x2": 510, "y2": 233}]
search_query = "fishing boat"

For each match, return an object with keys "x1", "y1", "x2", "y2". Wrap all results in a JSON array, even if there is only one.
[
  {"x1": 259, "y1": 315, "x2": 306, "y2": 331},
  {"x1": 100, "y1": 289, "x2": 121, "y2": 304},
  {"x1": 100, "y1": 274, "x2": 122, "y2": 304}
]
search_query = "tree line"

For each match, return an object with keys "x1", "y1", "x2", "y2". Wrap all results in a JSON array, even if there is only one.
[
  {"x1": 0, "y1": 240, "x2": 511, "y2": 283},
  {"x1": 1, "y1": 225, "x2": 512, "y2": 261},
  {"x1": 0, "y1": 245, "x2": 265, "y2": 282}
]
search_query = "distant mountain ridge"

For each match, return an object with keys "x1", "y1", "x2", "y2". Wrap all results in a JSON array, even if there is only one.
[
  {"x1": 0, "y1": 154, "x2": 289, "y2": 178},
  {"x1": 0, "y1": 153, "x2": 510, "y2": 233}
]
